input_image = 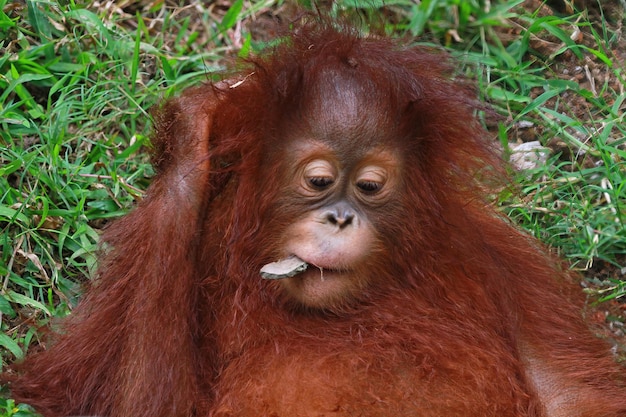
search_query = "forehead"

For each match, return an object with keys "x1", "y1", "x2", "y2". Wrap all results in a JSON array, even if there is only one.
[{"x1": 297, "y1": 67, "x2": 397, "y2": 151}]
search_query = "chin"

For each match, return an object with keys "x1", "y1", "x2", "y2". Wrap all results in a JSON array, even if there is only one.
[{"x1": 279, "y1": 267, "x2": 363, "y2": 310}]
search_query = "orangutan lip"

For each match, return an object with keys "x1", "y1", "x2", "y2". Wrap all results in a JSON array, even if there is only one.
[
  {"x1": 298, "y1": 264, "x2": 350, "y2": 282},
  {"x1": 309, "y1": 265, "x2": 343, "y2": 273},
  {"x1": 259, "y1": 251, "x2": 352, "y2": 282},
  {"x1": 293, "y1": 255, "x2": 343, "y2": 273}
]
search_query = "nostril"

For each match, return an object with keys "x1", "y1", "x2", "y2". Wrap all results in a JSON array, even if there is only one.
[
  {"x1": 327, "y1": 213, "x2": 351, "y2": 226},
  {"x1": 340, "y1": 213, "x2": 355, "y2": 226},
  {"x1": 325, "y1": 206, "x2": 356, "y2": 228}
]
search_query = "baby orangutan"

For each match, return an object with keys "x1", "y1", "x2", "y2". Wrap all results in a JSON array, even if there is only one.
[{"x1": 5, "y1": 19, "x2": 626, "y2": 417}]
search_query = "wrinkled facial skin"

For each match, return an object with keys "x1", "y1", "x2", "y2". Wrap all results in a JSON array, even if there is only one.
[
  {"x1": 264, "y1": 68, "x2": 405, "y2": 310},
  {"x1": 277, "y1": 140, "x2": 400, "y2": 309}
]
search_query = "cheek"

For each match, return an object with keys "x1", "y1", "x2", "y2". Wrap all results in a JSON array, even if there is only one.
[{"x1": 283, "y1": 212, "x2": 375, "y2": 269}]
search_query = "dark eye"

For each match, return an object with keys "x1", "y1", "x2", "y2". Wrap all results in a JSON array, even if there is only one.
[
  {"x1": 302, "y1": 159, "x2": 336, "y2": 192},
  {"x1": 309, "y1": 177, "x2": 334, "y2": 189},
  {"x1": 356, "y1": 180, "x2": 382, "y2": 193},
  {"x1": 356, "y1": 165, "x2": 387, "y2": 196}
]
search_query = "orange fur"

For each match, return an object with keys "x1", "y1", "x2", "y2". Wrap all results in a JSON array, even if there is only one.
[{"x1": 4, "y1": 21, "x2": 626, "y2": 417}]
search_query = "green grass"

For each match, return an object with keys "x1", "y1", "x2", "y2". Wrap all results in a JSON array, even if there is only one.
[{"x1": 1, "y1": 0, "x2": 625, "y2": 415}]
